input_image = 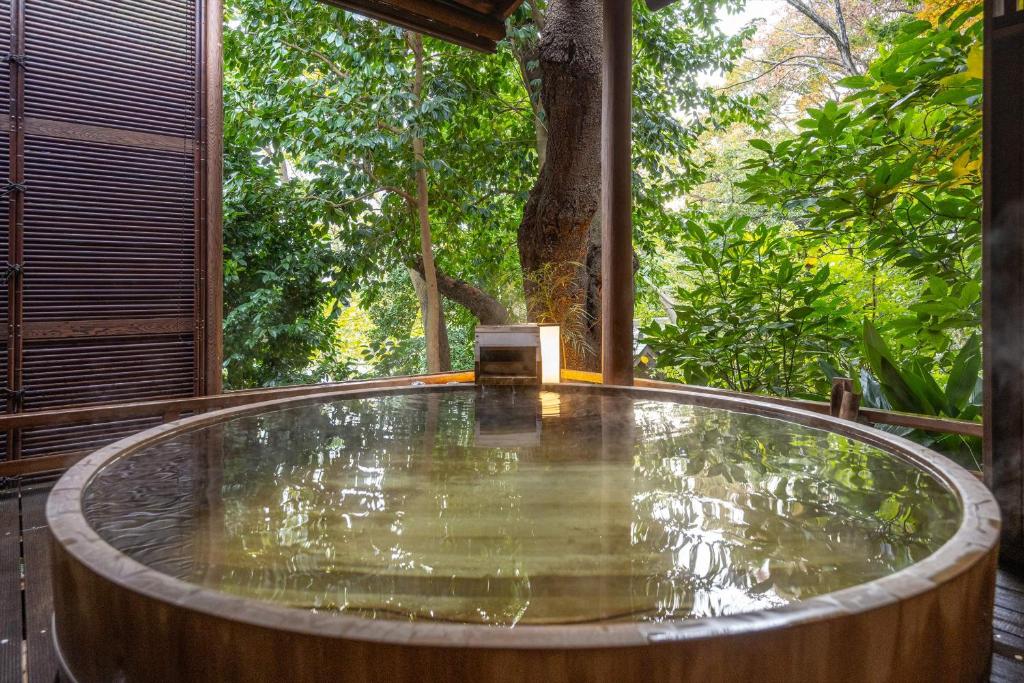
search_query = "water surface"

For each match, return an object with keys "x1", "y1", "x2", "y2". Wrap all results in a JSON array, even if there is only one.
[{"x1": 84, "y1": 387, "x2": 960, "y2": 626}]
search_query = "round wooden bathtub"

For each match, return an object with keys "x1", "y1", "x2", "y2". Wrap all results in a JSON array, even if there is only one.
[{"x1": 46, "y1": 383, "x2": 1000, "y2": 682}]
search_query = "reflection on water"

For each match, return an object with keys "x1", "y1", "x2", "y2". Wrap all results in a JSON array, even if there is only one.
[{"x1": 84, "y1": 387, "x2": 960, "y2": 626}]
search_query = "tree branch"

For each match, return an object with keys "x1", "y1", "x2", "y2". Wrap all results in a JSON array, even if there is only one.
[
  {"x1": 782, "y1": 0, "x2": 860, "y2": 75},
  {"x1": 279, "y1": 39, "x2": 350, "y2": 81},
  {"x1": 412, "y1": 257, "x2": 510, "y2": 325}
]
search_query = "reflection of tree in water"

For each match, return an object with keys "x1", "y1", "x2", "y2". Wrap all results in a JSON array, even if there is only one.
[
  {"x1": 210, "y1": 390, "x2": 538, "y2": 624},
  {"x1": 628, "y1": 402, "x2": 960, "y2": 620},
  {"x1": 83, "y1": 389, "x2": 961, "y2": 627}
]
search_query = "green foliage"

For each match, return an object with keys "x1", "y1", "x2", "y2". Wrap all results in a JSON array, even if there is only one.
[
  {"x1": 642, "y1": 216, "x2": 854, "y2": 397},
  {"x1": 740, "y1": 9, "x2": 982, "y2": 363},
  {"x1": 222, "y1": 141, "x2": 357, "y2": 388},
  {"x1": 631, "y1": 0, "x2": 763, "y2": 246},
  {"x1": 670, "y1": 6, "x2": 986, "y2": 465},
  {"x1": 223, "y1": 0, "x2": 755, "y2": 385},
  {"x1": 860, "y1": 320, "x2": 981, "y2": 468},
  {"x1": 861, "y1": 319, "x2": 979, "y2": 420},
  {"x1": 222, "y1": 0, "x2": 987, "y2": 477},
  {"x1": 222, "y1": 0, "x2": 533, "y2": 384}
]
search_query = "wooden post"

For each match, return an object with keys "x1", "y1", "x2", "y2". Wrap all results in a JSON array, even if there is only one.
[
  {"x1": 200, "y1": 0, "x2": 224, "y2": 396},
  {"x1": 829, "y1": 377, "x2": 860, "y2": 422},
  {"x1": 829, "y1": 377, "x2": 853, "y2": 417},
  {"x1": 984, "y1": 0, "x2": 1024, "y2": 565},
  {"x1": 6, "y1": 0, "x2": 25, "y2": 460},
  {"x1": 601, "y1": 0, "x2": 634, "y2": 386}
]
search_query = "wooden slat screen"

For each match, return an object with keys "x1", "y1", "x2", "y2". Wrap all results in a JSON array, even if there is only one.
[
  {"x1": 0, "y1": 0, "x2": 11, "y2": 450},
  {"x1": 24, "y1": 0, "x2": 198, "y2": 136},
  {"x1": 0, "y1": 0, "x2": 8, "y2": 296},
  {"x1": 0, "y1": 0, "x2": 218, "y2": 464},
  {"x1": 20, "y1": 417, "x2": 163, "y2": 461},
  {"x1": 21, "y1": 138, "x2": 197, "y2": 322}
]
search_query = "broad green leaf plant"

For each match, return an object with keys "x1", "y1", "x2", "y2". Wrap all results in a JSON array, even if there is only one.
[{"x1": 642, "y1": 216, "x2": 855, "y2": 397}]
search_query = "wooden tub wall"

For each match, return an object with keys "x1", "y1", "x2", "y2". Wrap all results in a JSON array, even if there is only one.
[{"x1": 47, "y1": 383, "x2": 1001, "y2": 683}]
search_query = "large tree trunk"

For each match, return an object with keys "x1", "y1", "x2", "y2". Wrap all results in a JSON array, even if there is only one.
[{"x1": 517, "y1": 0, "x2": 603, "y2": 371}]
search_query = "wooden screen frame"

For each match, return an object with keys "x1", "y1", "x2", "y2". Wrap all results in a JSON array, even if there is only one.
[{"x1": 199, "y1": 0, "x2": 224, "y2": 396}]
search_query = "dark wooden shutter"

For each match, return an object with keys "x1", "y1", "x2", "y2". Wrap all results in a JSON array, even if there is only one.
[
  {"x1": 1, "y1": 0, "x2": 221, "y2": 465},
  {"x1": 984, "y1": 0, "x2": 1024, "y2": 564}
]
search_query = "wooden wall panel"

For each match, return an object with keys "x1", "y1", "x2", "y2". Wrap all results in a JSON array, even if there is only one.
[
  {"x1": 0, "y1": 125, "x2": 7, "y2": 453},
  {"x1": 21, "y1": 336, "x2": 196, "y2": 410},
  {"x1": 1, "y1": 0, "x2": 13, "y2": 452},
  {"x1": 984, "y1": 0, "x2": 1024, "y2": 565},
  {"x1": 20, "y1": 417, "x2": 162, "y2": 461},
  {"x1": 0, "y1": 0, "x2": 220, "y2": 464}
]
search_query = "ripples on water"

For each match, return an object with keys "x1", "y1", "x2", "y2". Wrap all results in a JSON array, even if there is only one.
[{"x1": 84, "y1": 387, "x2": 960, "y2": 626}]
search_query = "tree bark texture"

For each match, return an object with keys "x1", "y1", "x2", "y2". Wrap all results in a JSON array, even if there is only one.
[
  {"x1": 408, "y1": 266, "x2": 452, "y2": 370},
  {"x1": 517, "y1": 0, "x2": 603, "y2": 371}
]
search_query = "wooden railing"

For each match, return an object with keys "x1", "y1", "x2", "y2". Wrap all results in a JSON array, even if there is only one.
[
  {"x1": 0, "y1": 370, "x2": 981, "y2": 478},
  {"x1": 0, "y1": 372, "x2": 474, "y2": 477},
  {"x1": 563, "y1": 370, "x2": 983, "y2": 438}
]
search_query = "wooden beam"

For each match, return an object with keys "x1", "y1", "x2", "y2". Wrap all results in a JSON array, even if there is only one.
[
  {"x1": 493, "y1": 0, "x2": 523, "y2": 19},
  {"x1": 450, "y1": 0, "x2": 497, "y2": 16},
  {"x1": 984, "y1": 0, "x2": 1024, "y2": 566},
  {"x1": 0, "y1": 371, "x2": 988, "y2": 477},
  {"x1": 600, "y1": 0, "x2": 634, "y2": 386},
  {"x1": 319, "y1": 0, "x2": 502, "y2": 52},
  {"x1": 565, "y1": 370, "x2": 983, "y2": 438},
  {"x1": 22, "y1": 318, "x2": 193, "y2": 340},
  {"x1": 0, "y1": 373, "x2": 475, "y2": 477},
  {"x1": 0, "y1": 117, "x2": 195, "y2": 153},
  {"x1": 865, "y1": 407, "x2": 981, "y2": 438},
  {"x1": 0, "y1": 451, "x2": 89, "y2": 478}
]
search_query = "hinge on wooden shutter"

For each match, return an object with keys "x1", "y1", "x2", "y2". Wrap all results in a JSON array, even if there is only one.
[
  {"x1": 0, "y1": 263, "x2": 21, "y2": 282},
  {"x1": 2, "y1": 181, "x2": 24, "y2": 196},
  {"x1": 0, "y1": 388, "x2": 24, "y2": 410},
  {"x1": 4, "y1": 54, "x2": 25, "y2": 68}
]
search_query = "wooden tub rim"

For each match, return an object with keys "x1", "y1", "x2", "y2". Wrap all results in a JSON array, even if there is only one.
[{"x1": 47, "y1": 381, "x2": 1001, "y2": 651}]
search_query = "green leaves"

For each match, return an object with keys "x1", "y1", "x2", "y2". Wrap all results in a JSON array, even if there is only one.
[
  {"x1": 862, "y1": 319, "x2": 980, "y2": 421},
  {"x1": 739, "y1": 11, "x2": 982, "y2": 386},
  {"x1": 642, "y1": 215, "x2": 854, "y2": 397},
  {"x1": 859, "y1": 320, "x2": 982, "y2": 469},
  {"x1": 863, "y1": 319, "x2": 925, "y2": 413},
  {"x1": 946, "y1": 334, "x2": 981, "y2": 410}
]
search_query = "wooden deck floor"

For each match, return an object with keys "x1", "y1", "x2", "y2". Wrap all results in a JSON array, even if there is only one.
[
  {"x1": 3, "y1": 478, "x2": 58, "y2": 683},
  {"x1": 994, "y1": 568, "x2": 1024, "y2": 681},
  {"x1": 3, "y1": 478, "x2": 1024, "y2": 683}
]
